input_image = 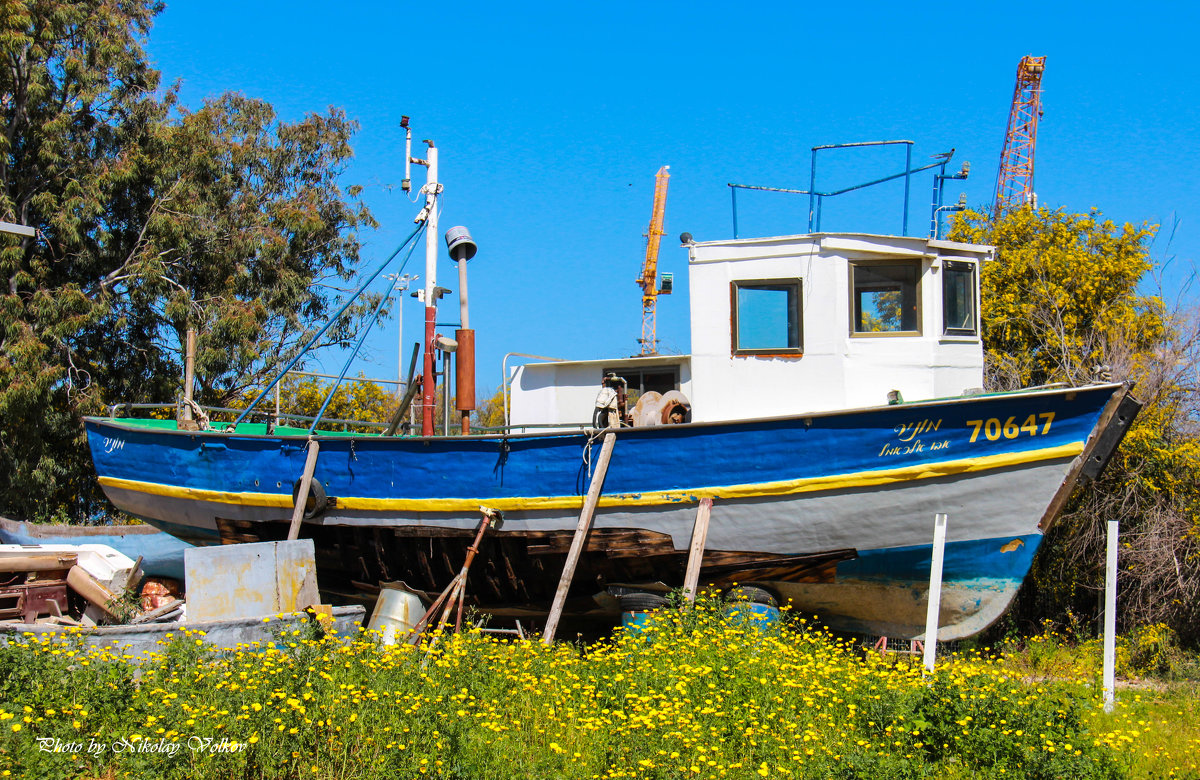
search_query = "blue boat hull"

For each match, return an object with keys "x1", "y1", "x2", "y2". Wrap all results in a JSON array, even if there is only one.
[
  {"x1": 84, "y1": 383, "x2": 1126, "y2": 639},
  {"x1": 0, "y1": 516, "x2": 192, "y2": 580}
]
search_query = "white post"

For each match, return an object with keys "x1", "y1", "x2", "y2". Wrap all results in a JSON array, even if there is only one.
[
  {"x1": 922, "y1": 512, "x2": 948, "y2": 674},
  {"x1": 388, "y1": 274, "x2": 415, "y2": 394},
  {"x1": 1103, "y1": 518, "x2": 1118, "y2": 713}
]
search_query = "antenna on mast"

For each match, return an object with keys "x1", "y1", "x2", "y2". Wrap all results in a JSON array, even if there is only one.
[{"x1": 401, "y1": 116, "x2": 412, "y2": 192}]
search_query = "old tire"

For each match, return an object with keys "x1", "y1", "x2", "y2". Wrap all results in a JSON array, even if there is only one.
[
  {"x1": 292, "y1": 478, "x2": 328, "y2": 520},
  {"x1": 727, "y1": 585, "x2": 778, "y2": 606},
  {"x1": 618, "y1": 592, "x2": 670, "y2": 612}
]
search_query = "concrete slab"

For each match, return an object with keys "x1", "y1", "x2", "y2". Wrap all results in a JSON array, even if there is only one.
[{"x1": 184, "y1": 540, "x2": 319, "y2": 622}]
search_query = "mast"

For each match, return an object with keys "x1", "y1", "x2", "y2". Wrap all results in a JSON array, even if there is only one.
[{"x1": 411, "y1": 139, "x2": 440, "y2": 436}]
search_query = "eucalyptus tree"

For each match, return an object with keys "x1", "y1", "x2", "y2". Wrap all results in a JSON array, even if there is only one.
[{"x1": 0, "y1": 1, "x2": 374, "y2": 521}]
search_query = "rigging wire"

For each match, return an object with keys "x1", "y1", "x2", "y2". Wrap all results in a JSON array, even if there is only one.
[
  {"x1": 229, "y1": 221, "x2": 426, "y2": 430},
  {"x1": 307, "y1": 222, "x2": 427, "y2": 433}
]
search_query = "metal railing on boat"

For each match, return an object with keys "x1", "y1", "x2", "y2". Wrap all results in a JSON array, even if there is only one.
[{"x1": 107, "y1": 402, "x2": 591, "y2": 436}]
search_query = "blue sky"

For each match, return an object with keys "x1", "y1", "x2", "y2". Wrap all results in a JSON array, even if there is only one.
[{"x1": 147, "y1": 0, "x2": 1200, "y2": 397}]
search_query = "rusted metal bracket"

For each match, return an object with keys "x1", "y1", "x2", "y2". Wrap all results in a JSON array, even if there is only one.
[{"x1": 406, "y1": 506, "x2": 502, "y2": 643}]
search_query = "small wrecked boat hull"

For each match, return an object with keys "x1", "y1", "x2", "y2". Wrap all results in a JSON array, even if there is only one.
[
  {"x1": 0, "y1": 606, "x2": 367, "y2": 661},
  {"x1": 84, "y1": 383, "x2": 1132, "y2": 640},
  {"x1": 0, "y1": 516, "x2": 192, "y2": 580}
]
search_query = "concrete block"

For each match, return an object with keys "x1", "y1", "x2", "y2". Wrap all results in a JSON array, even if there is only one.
[{"x1": 184, "y1": 540, "x2": 319, "y2": 622}]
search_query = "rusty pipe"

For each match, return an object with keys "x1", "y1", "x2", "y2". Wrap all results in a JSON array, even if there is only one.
[
  {"x1": 453, "y1": 508, "x2": 499, "y2": 631},
  {"x1": 455, "y1": 328, "x2": 475, "y2": 434}
]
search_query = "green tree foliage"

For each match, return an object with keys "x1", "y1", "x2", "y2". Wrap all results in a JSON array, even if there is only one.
[
  {"x1": 951, "y1": 207, "x2": 1200, "y2": 644},
  {"x1": 0, "y1": 1, "x2": 373, "y2": 521},
  {"x1": 138, "y1": 94, "x2": 376, "y2": 405}
]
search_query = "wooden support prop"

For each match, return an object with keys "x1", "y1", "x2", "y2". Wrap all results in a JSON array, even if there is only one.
[
  {"x1": 183, "y1": 328, "x2": 196, "y2": 420},
  {"x1": 683, "y1": 498, "x2": 713, "y2": 604},
  {"x1": 127, "y1": 555, "x2": 144, "y2": 593},
  {"x1": 288, "y1": 440, "x2": 321, "y2": 541},
  {"x1": 543, "y1": 432, "x2": 617, "y2": 645}
]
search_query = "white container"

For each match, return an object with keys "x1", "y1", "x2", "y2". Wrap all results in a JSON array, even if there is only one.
[
  {"x1": 368, "y1": 585, "x2": 425, "y2": 645},
  {"x1": 0, "y1": 543, "x2": 135, "y2": 590}
]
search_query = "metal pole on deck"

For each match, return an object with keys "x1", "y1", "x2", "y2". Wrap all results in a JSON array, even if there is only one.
[
  {"x1": 420, "y1": 142, "x2": 439, "y2": 437},
  {"x1": 446, "y1": 227, "x2": 478, "y2": 436},
  {"x1": 1103, "y1": 519, "x2": 1119, "y2": 712},
  {"x1": 922, "y1": 513, "x2": 948, "y2": 674}
]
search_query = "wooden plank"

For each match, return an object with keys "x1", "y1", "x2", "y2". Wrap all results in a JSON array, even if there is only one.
[
  {"x1": 130, "y1": 598, "x2": 185, "y2": 625},
  {"x1": 413, "y1": 542, "x2": 437, "y2": 588},
  {"x1": 542, "y1": 432, "x2": 616, "y2": 645},
  {"x1": 0, "y1": 554, "x2": 77, "y2": 572},
  {"x1": 1039, "y1": 384, "x2": 1129, "y2": 530},
  {"x1": 682, "y1": 498, "x2": 713, "y2": 604},
  {"x1": 287, "y1": 440, "x2": 320, "y2": 541}
]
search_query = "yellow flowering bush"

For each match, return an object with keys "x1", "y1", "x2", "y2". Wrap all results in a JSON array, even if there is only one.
[{"x1": 4, "y1": 599, "x2": 1182, "y2": 778}]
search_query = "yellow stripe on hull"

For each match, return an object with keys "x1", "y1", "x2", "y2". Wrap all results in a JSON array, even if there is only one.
[{"x1": 98, "y1": 442, "x2": 1082, "y2": 514}]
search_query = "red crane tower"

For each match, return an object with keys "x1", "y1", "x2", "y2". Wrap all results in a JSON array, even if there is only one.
[{"x1": 994, "y1": 55, "x2": 1046, "y2": 214}]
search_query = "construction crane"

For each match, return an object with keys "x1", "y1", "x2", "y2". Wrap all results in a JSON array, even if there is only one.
[
  {"x1": 637, "y1": 166, "x2": 672, "y2": 356},
  {"x1": 994, "y1": 55, "x2": 1046, "y2": 214}
]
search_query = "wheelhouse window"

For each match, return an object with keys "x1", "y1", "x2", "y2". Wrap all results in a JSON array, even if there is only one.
[
  {"x1": 730, "y1": 279, "x2": 803, "y2": 355},
  {"x1": 850, "y1": 261, "x2": 920, "y2": 335},
  {"x1": 942, "y1": 260, "x2": 977, "y2": 336},
  {"x1": 601, "y1": 365, "x2": 680, "y2": 406}
]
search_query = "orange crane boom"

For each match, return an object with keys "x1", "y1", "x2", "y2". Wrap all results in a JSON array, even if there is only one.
[
  {"x1": 994, "y1": 55, "x2": 1046, "y2": 214},
  {"x1": 637, "y1": 166, "x2": 671, "y2": 356}
]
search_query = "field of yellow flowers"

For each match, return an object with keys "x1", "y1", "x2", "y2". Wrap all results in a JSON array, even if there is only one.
[{"x1": 0, "y1": 599, "x2": 1195, "y2": 779}]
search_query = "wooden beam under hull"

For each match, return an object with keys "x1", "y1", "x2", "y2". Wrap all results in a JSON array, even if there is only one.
[{"x1": 215, "y1": 518, "x2": 855, "y2": 614}]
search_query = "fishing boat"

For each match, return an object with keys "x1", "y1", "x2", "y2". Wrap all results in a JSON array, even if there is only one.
[{"x1": 83, "y1": 138, "x2": 1137, "y2": 640}]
